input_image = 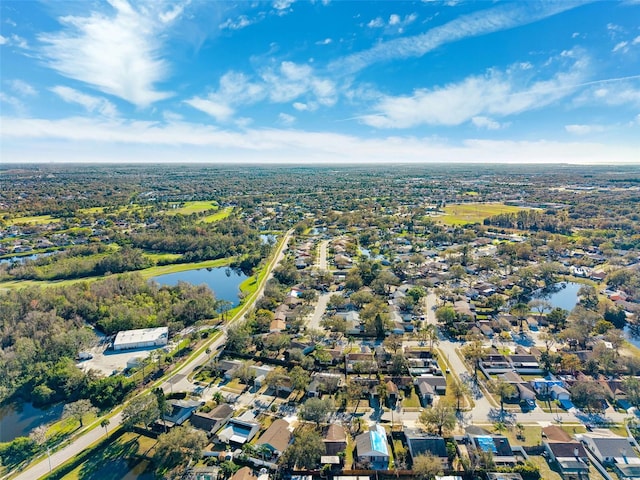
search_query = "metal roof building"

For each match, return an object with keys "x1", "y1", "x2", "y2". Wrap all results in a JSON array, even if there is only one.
[{"x1": 113, "y1": 327, "x2": 169, "y2": 351}]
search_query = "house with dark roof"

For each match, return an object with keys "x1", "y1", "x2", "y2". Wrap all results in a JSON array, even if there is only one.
[
  {"x1": 323, "y1": 424, "x2": 347, "y2": 456},
  {"x1": 155, "y1": 399, "x2": 202, "y2": 430},
  {"x1": 543, "y1": 440, "x2": 589, "y2": 479},
  {"x1": 404, "y1": 429, "x2": 448, "y2": 469},
  {"x1": 468, "y1": 433, "x2": 517, "y2": 466},
  {"x1": 190, "y1": 403, "x2": 234, "y2": 437},
  {"x1": 255, "y1": 419, "x2": 292, "y2": 458},
  {"x1": 355, "y1": 424, "x2": 390, "y2": 470}
]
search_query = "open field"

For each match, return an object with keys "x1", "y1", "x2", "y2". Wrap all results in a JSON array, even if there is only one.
[
  {"x1": 200, "y1": 206, "x2": 233, "y2": 223},
  {"x1": 5, "y1": 215, "x2": 60, "y2": 226},
  {"x1": 164, "y1": 200, "x2": 218, "y2": 215},
  {"x1": 436, "y1": 203, "x2": 525, "y2": 225}
]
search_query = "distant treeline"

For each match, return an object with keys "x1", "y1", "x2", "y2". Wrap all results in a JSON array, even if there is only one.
[{"x1": 484, "y1": 209, "x2": 572, "y2": 234}]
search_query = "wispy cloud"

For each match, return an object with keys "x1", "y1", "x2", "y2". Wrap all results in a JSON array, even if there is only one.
[
  {"x1": 7, "y1": 79, "x2": 37, "y2": 97},
  {"x1": 219, "y1": 15, "x2": 256, "y2": 30},
  {"x1": 332, "y1": 1, "x2": 590, "y2": 75},
  {"x1": 39, "y1": 0, "x2": 177, "y2": 107},
  {"x1": 565, "y1": 124, "x2": 607, "y2": 135},
  {"x1": 472, "y1": 116, "x2": 503, "y2": 130},
  {"x1": 50, "y1": 86, "x2": 118, "y2": 117},
  {"x1": 315, "y1": 38, "x2": 332, "y2": 45},
  {"x1": 0, "y1": 33, "x2": 29, "y2": 49},
  {"x1": 278, "y1": 112, "x2": 296, "y2": 125},
  {"x1": 360, "y1": 51, "x2": 589, "y2": 128}
]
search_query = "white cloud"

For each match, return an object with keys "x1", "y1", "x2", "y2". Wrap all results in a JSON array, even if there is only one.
[
  {"x1": 159, "y1": 2, "x2": 188, "y2": 24},
  {"x1": 8, "y1": 79, "x2": 37, "y2": 97},
  {"x1": 1, "y1": 115, "x2": 638, "y2": 164},
  {"x1": 361, "y1": 53, "x2": 588, "y2": 128},
  {"x1": 565, "y1": 124, "x2": 606, "y2": 135},
  {"x1": 613, "y1": 41, "x2": 629, "y2": 53},
  {"x1": 471, "y1": 116, "x2": 502, "y2": 130},
  {"x1": 293, "y1": 102, "x2": 310, "y2": 111},
  {"x1": 367, "y1": 13, "x2": 417, "y2": 33},
  {"x1": 220, "y1": 15, "x2": 253, "y2": 30},
  {"x1": 273, "y1": 0, "x2": 294, "y2": 13},
  {"x1": 186, "y1": 62, "x2": 336, "y2": 121},
  {"x1": 633, "y1": 36, "x2": 640, "y2": 45},
  {"x1": 39, "y1": 1, "x2": 174, "y2": 107},
  {"x1": 278, "y1": 113, "x2": 296, "y2": 125},
  {"x1": 333, "y1": 2, "x2": 587, "y2": 74},
  {"x1": 185, "y1": 97, "x2": 235, "y2": 122},
  {"x1": 51, "y1": 85, "x2": 118, "y2": 117},
  {"x1": 315, "y1": 38, "x2": 332, "y2": 45},
  {"x1": 0, "y1": 33, "x2": 29, "y2": 48},
  {"x1": 578, "y1": 83, "x2": 640, "y2": 107}
]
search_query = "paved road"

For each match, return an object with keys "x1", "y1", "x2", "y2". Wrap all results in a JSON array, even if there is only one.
[
  {"x1": 316, "y1": 239, "x2": 329, "y2": 270},
  {"x1": 307, "y1": 292, "x2": 332, "y2": 331},
  {"x1": 12, "y1": 230, "x2": 294, "y2": 480}
]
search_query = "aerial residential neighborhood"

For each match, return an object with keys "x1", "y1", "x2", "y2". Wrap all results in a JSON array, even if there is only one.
[{"x1": 1, "y1": 164, "x2": 640, "y2": 480}]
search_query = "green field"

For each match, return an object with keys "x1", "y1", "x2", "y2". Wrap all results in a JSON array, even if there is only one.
[
  {"x1": 438, "y1": 203, "x2": 525, "y2": 225},
  {"x1": 164, "y1": 200, "x2": 218, "y2": 215},
  {"x1": 140, "y1": 257, "x2": 231, "y2": 279},
  {"x1": 200, "y1": 206, "x2": 233, "y2": 223},
  {"x1": 5, "y1": 215, "x2": 60, "y2": 226}
]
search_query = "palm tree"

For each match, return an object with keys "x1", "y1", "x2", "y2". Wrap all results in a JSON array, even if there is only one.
[
  {"x1": 100, "y1": 418, "x2": 110, "y2": 435},
  {"x1": 450, "y1": 379, "x2": 470, "y2": 412},
  {"x1": 424, "y1": 324, "x2": 439, "y2": 353}
]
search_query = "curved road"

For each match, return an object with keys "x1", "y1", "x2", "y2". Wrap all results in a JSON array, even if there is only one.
[{"x1": 12, "y1": 230, "x2": 293, "y2": 480}]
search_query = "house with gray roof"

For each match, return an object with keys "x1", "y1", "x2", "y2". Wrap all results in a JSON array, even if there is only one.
[
  {"x1": 355, "y1": 424, "x2": 390, "y2": 470},
  {"x1": 404, "y1": 429, "x2": 448, "y2": 469},
  {"x1": 190, "y1": 403, "x2": 234, "y2": 437}
]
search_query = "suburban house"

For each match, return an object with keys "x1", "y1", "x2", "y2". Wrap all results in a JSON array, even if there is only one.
[
  {"x1": 190, "y1": 403, "x2": 234, "y2": 437},
  {"x1": 404, "y1": 429, "x2": 448, "y2": 469},
  {"x1": 580, "y1": 434, "x2": 640, "y2": 480},
  {"x1": 255, "y1": 418, "x2": 292, "y2": 458},
  {"x1": 217, "y1": 416, "x2": 261, "y2": 445},
  {"x1": 346, "y1": 353, "x2": 376, "y2": 373},
  {"x1": 155, "y1": 399, "x2": 202, "y2": 430},
  {"x1": 323, "y1": 424, "x2": 348, "y2": 456},
  {"x1": 468, "y1": 433, "x2": 517, "y2": 466},
  {"x1": 355, "y1": 424, "x2": 390, "y2": 470},
  {"x1": 415, "y1": 376, "x2": 447, "y2": 405},
  {"x1": 542, "y1": 425, "x2": 589, "y2": 479}
]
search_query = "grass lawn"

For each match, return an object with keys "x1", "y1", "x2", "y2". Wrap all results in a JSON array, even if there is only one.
[
  {"x1": 164, "y1": 200, "x2": 218, "y2": 215},
  {"x1": 200, "y1": 207, "x2": 233, "y2": 223},
  {"x1": 502, "y1": 425, "x2": 542, "y2": 446},
  {"x1": 438, "y1": 203, "x2": 526, "y2": 225},
  {"x1": 6, "y1": 214, "x2": 60, "y2": 225},
  {"x1": 401, "y1": 391, "x2": 422, "y2": 409},
  {"x1": 527, "y1": 455, "x2": 563, "y2": 480},
  {"x1": 142, "y1": 252, "x2": 183, "y2": 263}
]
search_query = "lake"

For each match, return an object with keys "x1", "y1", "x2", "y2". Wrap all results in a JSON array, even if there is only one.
[
  {"x1": 535, "y1": 281, "x2": 640, "y2": 349},
  {"x1": 0, "y1": 252, "x2": 57, "y2": 265},
  {"x1": 0, "y1": 402, "x2": 64, "y2": 442},
  {"x1": 534, "y1": 281, "x2": 583, "y2": 312},
  {"x1": 151, "y1": 267, "x2": 248, "y2": 307}
]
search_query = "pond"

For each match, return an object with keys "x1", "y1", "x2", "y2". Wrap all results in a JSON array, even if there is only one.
[
  {"x1": 0, "y1": 252, "x2": 57, "y2": 265},
  {"x1": 151, "y1": 267, "x2": 248, "y2": 307},
  {"x1": 534, "y1": 281, "x2": 583, "y2": 312},
  {"x1": 0, "y1": 402, "x2": 64, "y2": 442},
  {"x1": 624, "y1": 324, "x2": 640, "y2": 350}
]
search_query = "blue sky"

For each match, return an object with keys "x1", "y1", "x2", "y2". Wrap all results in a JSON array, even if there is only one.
[{"x1": 1, "y1": 0, "x2": 639, "y2": 164}]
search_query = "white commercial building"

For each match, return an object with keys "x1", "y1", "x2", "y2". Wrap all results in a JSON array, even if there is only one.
[{"x1": 113, "y1": 327, "x2": 169, "y2": 351}]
